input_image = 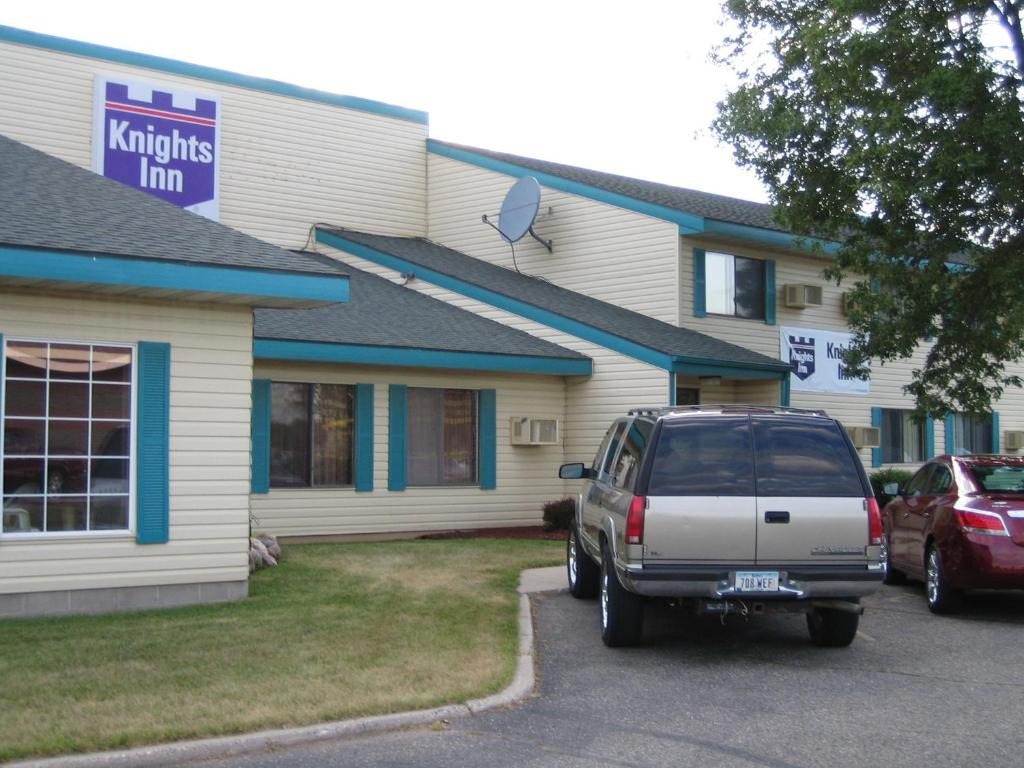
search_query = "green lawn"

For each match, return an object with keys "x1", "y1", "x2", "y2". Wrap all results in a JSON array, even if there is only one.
[{"x1": 0, "y1": 538, "x2": 563, "y2": 761}]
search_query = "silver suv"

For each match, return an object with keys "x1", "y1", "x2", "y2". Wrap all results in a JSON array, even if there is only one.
[{"x1": 559, "y1": 405, "x2": 884, "y2": 647}]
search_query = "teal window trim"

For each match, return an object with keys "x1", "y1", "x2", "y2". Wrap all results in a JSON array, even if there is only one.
[
  {"x1": 780, "y1": 377, "x2": 791, "y2": 407},
  {"x1": 870, "y1": 407, "x2": 882, "y2": 468},
  {"x1": 764, "y1": 260, "x2": 776, "y2": 326},
  {"x1": 479, "y1": 389, "x2": 497, "y2": 490},
  {"x1": 944, "y1": 414, "x2": 955, "y2": 455},
  {"x1": 355, "y1": 383, "x2": 374, "y2": 492},
  {"x1": 925, "y1": 418, "x2": 936, "y2": 460},
  {"x1": 253, "y1": 339, "x2": 591, "y2": 376},
  {"x1": 136, "y1": 342, "x2": 171, "y2": 545},
  {"x1": 693, "y1": 249, "x2": 707, "y2": 318},
  {"x1": 388, "y1": 385, "x2": 408, "y2": 491},
  {"x1": 992, "y1": 412, "x2": 1001, "y2": 453},
  {"x1": 0, "y1": 246, "x2": 348, "y2": 305},
  {"x1": 0, "y1": 25, "x2": 428, "y2": 125},
  {"x1": 250, "y1": 379, "x2": 271, "y2": 494}
]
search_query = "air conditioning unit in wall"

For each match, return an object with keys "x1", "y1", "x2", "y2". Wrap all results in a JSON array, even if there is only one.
[
  {"x1": 848, "y1": 426, "x2": 881, "y2": 449},
  {"x1": 1004, "y1": 431, "x2": 1024, "y2": 450},
  {"x1": 784, "y1": 284, "x2": 824, "y2": 309},
  {"x1": 510, "y1": 417, "x2": 559, "y2": 446}
]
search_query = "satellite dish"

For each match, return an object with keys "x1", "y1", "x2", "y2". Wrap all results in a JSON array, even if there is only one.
[{"x1": 482, "y1": 176, "x2": 552, "y2": 252}]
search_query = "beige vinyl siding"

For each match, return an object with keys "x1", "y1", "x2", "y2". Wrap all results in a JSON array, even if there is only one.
[
  {"x1": 0, "y1": 291, "x2": 253, "y2": 594},
  {"x1": 0, "y1": 39, "x2": 427, "y2": 249},
  {"x1": 316, "y1": 243, "x2": 670, "y2": 466},
  {"x1": 250, "y1": 364, "x2": 566, "y2": 536},
  {"x1": 427, "y1": 154, "x2": 680, "y2": 324},
  {"x1": 679, "y1": 237, "x2": 1024, "y2": 468}
]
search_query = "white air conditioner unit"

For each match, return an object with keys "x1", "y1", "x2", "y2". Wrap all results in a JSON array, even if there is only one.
[
  {"x1": 510, "y1": 417, "x2": 559, "y2": 446},
  {"x1": 785, "y1": 284, "x2": 824, "y2": 309},
  {"x1": 848, "y1": 426, "x2": 881, "y2": 449},
  {"x1": 1005, "y1": 431, "x2": 1024, "y2": 450}
]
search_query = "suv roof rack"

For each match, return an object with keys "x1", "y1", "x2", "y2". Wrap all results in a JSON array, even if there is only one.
[{"x1": 626, "y1": 404, "x2": 829, "y2": 418}]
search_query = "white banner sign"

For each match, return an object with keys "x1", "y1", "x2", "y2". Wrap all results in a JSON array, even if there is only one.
[{"x1": 780, "y1": 326, "x2": 870, "y2": 395}]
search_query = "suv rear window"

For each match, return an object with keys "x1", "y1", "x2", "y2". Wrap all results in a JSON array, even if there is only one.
[
  {"x1": 647, "y1": 417, "x2": 754, "y2": 496},
  {"x1": 751, "y1": 417, "x2": 863, "y2": 497}
]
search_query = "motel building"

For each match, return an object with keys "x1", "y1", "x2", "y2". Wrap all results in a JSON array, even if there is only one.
[{"x1": 0, "y1": 25, "x2": 1021, "y2": 617}]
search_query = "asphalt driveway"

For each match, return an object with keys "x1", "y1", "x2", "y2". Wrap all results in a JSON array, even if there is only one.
[{"x1": 200, "y1": 583, "x2": 1024, "y2": 767}]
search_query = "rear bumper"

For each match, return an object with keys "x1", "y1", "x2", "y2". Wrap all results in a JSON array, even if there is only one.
[
  {"x1": 946, "y1": 535, "x2": 1024, "y2": 591},
  {"x1": 621, "y1": 563, "x2": 883, "y2": 599}
]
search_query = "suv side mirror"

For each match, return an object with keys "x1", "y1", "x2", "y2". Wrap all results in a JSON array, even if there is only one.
[
  {"x1": 882, "y1": 482, "x2": 902, "y2": 496},
  {"x1": 559, "y1": 462, "x2": 594, "y2": 480}
]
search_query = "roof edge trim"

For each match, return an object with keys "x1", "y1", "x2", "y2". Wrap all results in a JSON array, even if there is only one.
[
  {"x1": 0, "y1": 25, "x2": 429, "y2": 125},
  {"x1": 0, "y1": 245, "x2": 349, "y2": 305},
  {"x1": 701, "y1": 219, "x2": 840, "y2": 255},
  {"x1": 427, "y1": 140, "x2": 705, "y2": 233},
  {"x1": 253, "y1": 339, "x2": 593, "y2": 376},
  {"x1": 672, "y1": 357, "x2": 790, "y2": 379}
]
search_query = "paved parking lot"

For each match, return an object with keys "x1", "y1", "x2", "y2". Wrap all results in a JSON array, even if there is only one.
[{"x1": 203, "y1": 584, "x2": 1024, "y2": 768}]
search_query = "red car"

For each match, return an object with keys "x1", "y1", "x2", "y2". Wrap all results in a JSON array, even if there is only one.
[{"x1": 881, "y1": 455, "x2": 1024, "y2": 613}]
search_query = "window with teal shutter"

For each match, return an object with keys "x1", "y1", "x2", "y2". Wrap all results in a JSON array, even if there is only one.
[
  {"x1": 693, "y1": 249, "x2": 706, "y2": 317},
  {"x1": 355, "y1": 383, "x2": 374, "y2": 492},
  {"x1": 479, "y1": 389, "x2": 496, "y2": 490},
  {"x1": 764, "y1": 260, "x2": 776, "y2": 325},
  {"x1": 388, "y1": 385, "x2": 407, "y2": 491},
  {"x1": 250, "y1": 379, "x2": 271, "y2": 494},
  {"x1": 136, "y1": 342, "x2": 170, "y2": 544}
]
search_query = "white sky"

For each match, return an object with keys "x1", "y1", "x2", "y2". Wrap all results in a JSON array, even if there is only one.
[{"x1": 2, "y1": 0, "x2": 770, "y2": 203}]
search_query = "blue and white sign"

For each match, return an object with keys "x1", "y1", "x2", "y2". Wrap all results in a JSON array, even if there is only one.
[
  {"x1": 780, "y1": 326, "x2": 870, "y2": 395},
  {"x1": 92, "y1": 75, "x2": 220, "y2": 220}
]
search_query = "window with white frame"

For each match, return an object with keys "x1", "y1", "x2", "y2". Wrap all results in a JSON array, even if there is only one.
[
  {"x1": 705, "y1": 251, "x2": 767, "y2": 319},
  {"x1": 407, "y1": 388, "x2": 478, "y2": 486},
  {"x1": 2, "y1": 340, "x2": 133, "y2": 535},
  {"x1": 880, "y1": 409, "x2": 926, "y2": 463},
  {"x1": 269, "y1": 382, "x2": 354, "y2": 488}
]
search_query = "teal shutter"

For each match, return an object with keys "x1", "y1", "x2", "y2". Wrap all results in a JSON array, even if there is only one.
[
  {"x1": 136, "y1": 342, "x2": 170, "y2": 544},
  {"x1": 668, "y1": 372, "x2": 676, "y2": 406},
  {"x1": 780, "y1": 376, "x2": 790, "y2": 407},
  {"x1": 693, "y1": 249, "x2": 706, "y2": 318},
  {"x1": 925, "y1": 418, "x2": 936, "y2": 460},
  {"x1": 355, "y1": 383, "x2": 374, "y2": 491},
  {"x1": 763, "y1": 260, "x2": 776, "y2": 325},
  {"x1": 870, "y1": 407, "x2": 882, "y2": 468},
  {"x1": 992, "y1": 412, "x2": 1001, "y2": 453},
  {"x1": 388, "y1": 385, "x2": 407, "y2": 491},
  {"x1": 250, "y1": 379, "x2": 271, "y2": 494},
  {"x1": 479, "y1": 389, "x2": 497, "y2": 490},
  {"x1": 944, "y1": 414, "x2": 955, "y2": 455}
]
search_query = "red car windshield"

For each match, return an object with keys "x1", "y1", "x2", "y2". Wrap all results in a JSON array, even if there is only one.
[{"x1": 964, "y1": 463, "x2": 1024, "y2": 493}]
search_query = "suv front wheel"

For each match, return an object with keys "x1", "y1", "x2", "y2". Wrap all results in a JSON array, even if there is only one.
[
  {"x1": 600, "y1": 542, "x2": 643, "y2": 647},
  {"x1": 567, "y1": 523, "x2": 599, "y2": 598}
]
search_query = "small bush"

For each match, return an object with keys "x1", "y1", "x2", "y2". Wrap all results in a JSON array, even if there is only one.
[
  {"x1": 542, "y1": 497, "x2": 576, "y2": 532},
  {"x1": 870, "y1": 468, "x2": 914, "y2": 508}
]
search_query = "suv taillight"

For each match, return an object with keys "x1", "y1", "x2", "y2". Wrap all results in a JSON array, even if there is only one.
[
  {"x1": 867, "y1": 497, "x2": 882, "y2": 545},
  {"x1": 626, "y1": 495, "x2": 646, "y2": 544}
]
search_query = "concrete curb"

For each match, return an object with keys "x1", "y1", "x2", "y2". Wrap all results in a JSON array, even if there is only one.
[{"x1": 10, "y1": 566, "x2": 567, "y2": 768}]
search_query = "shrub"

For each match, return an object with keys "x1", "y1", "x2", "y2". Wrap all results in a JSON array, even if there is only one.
[
  {"x1": 542, "y1": 496, "x2": 576, "y2": 532},
  {"x1": 870, "y1": 468, "x2": 914, "y2": 508}
]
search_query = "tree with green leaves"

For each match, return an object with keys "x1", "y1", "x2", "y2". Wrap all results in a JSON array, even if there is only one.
[{"x1": 714, "y1": 0, "x2": 1024, "y2": 416}]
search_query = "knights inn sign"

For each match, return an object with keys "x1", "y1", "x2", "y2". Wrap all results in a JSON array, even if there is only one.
[
  {"x1": 92, "y1": 75, "x2": 221, "y2": 220},
  {"x1": 780, "y1": 325, "x2": 870, "y2": 395}
]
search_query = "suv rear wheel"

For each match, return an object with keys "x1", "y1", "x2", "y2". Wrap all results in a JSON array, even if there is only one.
[
  {"x1": 567, "y1": 523, "x2": 599, "y2": 598},
  {"x1": 806, "y1": 607, "x2": 860, "y2": 647},
  {"x1": 600, "y1": 542, "x2": 643, "y2": 647}
]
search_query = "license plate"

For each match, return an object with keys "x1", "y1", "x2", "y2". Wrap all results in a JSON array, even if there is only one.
[{"x1": 735, "y1": 571, "x2": 779, "y2": 592}]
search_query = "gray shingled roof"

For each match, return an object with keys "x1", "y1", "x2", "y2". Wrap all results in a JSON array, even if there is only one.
[
  {"x1": 429, "y1": 140, "x2": 785, "y2": 234},
  {"x1": 320, "y1": 229, "x2": 789, "y2": 371},
  {"x1": 0, "y1": 133, "x2": 341, "y2": 276},
  {"x1": 255, "y1": 254, "x2": 589, "y2": 361}
]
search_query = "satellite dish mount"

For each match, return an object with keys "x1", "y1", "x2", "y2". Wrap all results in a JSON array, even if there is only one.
[{"x1": 482, "y1": 176, "x2": 552, "y2": 253}]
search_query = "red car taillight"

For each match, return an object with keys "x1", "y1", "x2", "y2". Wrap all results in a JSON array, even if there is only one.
[
  {"x1": 956, "y1": 508, "x2": 1010, "y2": 536},
  {"x1": 626, "y1": 495, "x2": 646, "y2": 544},
  {"x1": 867, "y1": 497, "x2": 882, "y2": 545}
]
